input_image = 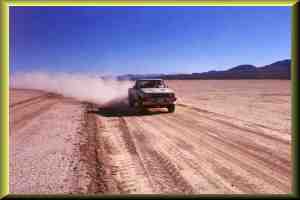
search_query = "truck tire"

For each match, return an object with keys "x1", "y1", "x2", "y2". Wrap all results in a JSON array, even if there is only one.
[
  {"x1": 129, "y1": 97, "x2": 134, "y2": 107},
  {"x1": 137, "y1": 101, "x2": 146, "y2": 113},
  {"x1": 167, "y1": 104, "x2": 175, "y2": 113}
]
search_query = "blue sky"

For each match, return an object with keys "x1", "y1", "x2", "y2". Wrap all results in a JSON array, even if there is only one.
[{"x1": 10, "y1": 6, "x2": 291, "y2": 75}]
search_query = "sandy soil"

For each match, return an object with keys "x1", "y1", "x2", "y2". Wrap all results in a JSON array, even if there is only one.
[{"x1": 9, "y1": 80, "x2": 291, "y2": 194}]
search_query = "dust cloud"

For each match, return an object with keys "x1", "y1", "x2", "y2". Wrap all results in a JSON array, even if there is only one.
[{"x1": 10, "y1": 72, "x2": 134, "y2": 106}]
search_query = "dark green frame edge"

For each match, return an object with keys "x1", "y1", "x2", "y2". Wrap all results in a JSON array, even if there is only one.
[{"x1": 0, "y1": 1, "x2": 299, "y2": 199}]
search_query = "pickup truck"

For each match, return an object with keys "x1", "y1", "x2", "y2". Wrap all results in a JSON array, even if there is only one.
[{"x1": 128, "y1": 79, "x2": 177, "y2": 112}]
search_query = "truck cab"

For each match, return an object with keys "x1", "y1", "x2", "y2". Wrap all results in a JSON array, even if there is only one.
[{"x1": 128, "y1": 79, "x2": 176, "y2": 112}]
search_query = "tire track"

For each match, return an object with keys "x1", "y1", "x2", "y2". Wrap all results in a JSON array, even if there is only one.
[
  {"x1": 118, "y1": 117, "x2": 156, "y2": 194},
  {"x1": 129, "y1": 115, "x2": 239, "y2": 193},
  {"x1": 175, "y1": 105, "x2": 291, "y2": 158},
  {"x1": 10, "y1": 94, "x2": 50, "y2": 109},
  {"x1": 144, "y1": 149, "x2": 194, "y2": 194},
  {"x1": 94, "y1": 112, "x2": 195, "y2": 194},
  {"x1": 93, "y1": 114, "x2": 153, "y2": 194},
  {"x1": 144, "y1": 113, "x2": 287, "y2": 193},
  {"x1": 77, "y1": 103, "x2": 113, "y2": 194},
  {"x1": 152, "y1": 111, "x2": 290, "y2": 193},
  {"x1": 177, "y1": 103, "x2": 291, "y2": 136},
  {"x1": 177, "y1": 105, "x2": 291, "y2": 155},
  {"x1": 168, "y1": 108, "x2": 291, "y2": 175},
  {"x1": 9, "y1": 96, "x2": 61, "y2": 132},
  {"x1": 123, "y1": 116, "x2": 196, "y2": 194}
]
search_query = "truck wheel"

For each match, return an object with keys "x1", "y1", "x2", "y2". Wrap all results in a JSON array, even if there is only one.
[
  {"x1": 167, "y1": 104, "x2": 175, "y2": 113},
  {"x1": 137, "y1": 101, "x2": 146, "y2": 113},
  {"x1": 129, "y1": 98, "x2": 134, "y2": 107}
]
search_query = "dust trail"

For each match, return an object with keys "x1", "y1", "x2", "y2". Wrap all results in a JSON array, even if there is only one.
[{"x1": 10, "y1": 72, "x2": 134, "y2": 106}]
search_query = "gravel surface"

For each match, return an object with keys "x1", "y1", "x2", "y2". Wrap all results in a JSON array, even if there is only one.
[
  {"x1": 9, "y1": 80, "x2": 291, "y2": 194},
  {"x1": 10, "y1": 94, "x2": 84, "y2": 194}
]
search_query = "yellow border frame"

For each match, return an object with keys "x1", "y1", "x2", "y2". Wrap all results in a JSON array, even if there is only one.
[
  {"x1": 0, "y1": 1, "x2": 9, "y2": 199},
  {"x1": 0, "y1": 0, "x2": 298, "y2": 198}
]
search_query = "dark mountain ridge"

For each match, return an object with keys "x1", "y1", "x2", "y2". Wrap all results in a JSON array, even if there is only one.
[{"x1": 117, "y1": 59, "x2": 291, "y2": 80}]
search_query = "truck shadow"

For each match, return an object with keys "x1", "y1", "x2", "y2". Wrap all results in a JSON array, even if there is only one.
[{"x1": 89, "y1": 101, "x2": 169, "y2": 117}]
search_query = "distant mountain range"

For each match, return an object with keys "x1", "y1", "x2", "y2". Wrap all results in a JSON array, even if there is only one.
[{"x1": 117, "y1": 59, "x2": 291, "y2": 80}]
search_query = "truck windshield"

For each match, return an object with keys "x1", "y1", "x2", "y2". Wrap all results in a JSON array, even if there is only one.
[{"x1": 137, "y1": 80, "x2": 166, "y2": 88}]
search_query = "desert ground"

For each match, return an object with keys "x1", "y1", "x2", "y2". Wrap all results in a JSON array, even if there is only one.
[{"x1": 9, "y1": 80, "x2": 291, "y2": 194}]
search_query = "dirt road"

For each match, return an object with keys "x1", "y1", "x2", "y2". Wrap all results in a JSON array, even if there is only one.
[{"x1": 9, "y1": 80, "x2": 291, "y2": 194}]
